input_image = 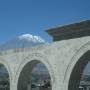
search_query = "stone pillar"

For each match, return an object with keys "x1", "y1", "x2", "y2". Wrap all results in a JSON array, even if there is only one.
[{"x1": 27, "y1": 80, "x2": 31, "y2": 90}]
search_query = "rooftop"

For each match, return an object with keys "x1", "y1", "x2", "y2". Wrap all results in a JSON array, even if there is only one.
[{"x1": 46, "y1": 20, "x2": 90, "y2": 41}]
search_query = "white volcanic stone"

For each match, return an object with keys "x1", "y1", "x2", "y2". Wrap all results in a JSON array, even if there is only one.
[{"x1": 0, "y1": 36, "x2": 90, "y2": 90}]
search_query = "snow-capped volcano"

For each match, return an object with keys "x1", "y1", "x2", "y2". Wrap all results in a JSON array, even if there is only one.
[
  {"x1": 0, "y1": 34, "x2": 46, "y2": 51},
  {"x1": 19, "y1": 34, "x2": 45, "y2": 43}
]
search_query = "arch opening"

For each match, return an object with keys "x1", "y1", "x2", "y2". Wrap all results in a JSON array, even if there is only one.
[
  {"x1": 0, "y1": 64, "x2": 10, "y2": 90},
  {"x1": 68, "y1": 50, "x2": 90, "y2": 90},
  {"x1": 17, "y1": 60, "x2": 52, "y2": 90}
]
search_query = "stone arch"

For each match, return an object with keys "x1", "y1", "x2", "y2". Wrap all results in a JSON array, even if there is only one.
[
  {"x1": 15, "y1": 53, "x2": 55, "y2": 90},
  {"x1": 68, "y1": 50, "x2": 90, "y2": 90},
  {"x1": 63, "y1": 42, "x2": 90, "y2": 90},
  {"x1": 0, "y1": 57, "x2": 11, "y2": 90}
]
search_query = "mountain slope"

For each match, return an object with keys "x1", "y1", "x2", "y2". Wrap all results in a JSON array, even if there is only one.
[{"x1": 0, "y1": 34, "x2": 46, "y2": 51}]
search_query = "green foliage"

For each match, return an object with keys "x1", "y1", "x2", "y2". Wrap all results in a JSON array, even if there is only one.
[
  {"x1": 0, "y1": 52, "x2": 3, "y2": 56},
  {"x1": 0, "y1": 51, "x2": 7, "y2": 56}
]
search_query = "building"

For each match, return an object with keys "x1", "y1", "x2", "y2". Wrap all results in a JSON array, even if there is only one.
[{"x1": 0, "y1": 20, "x2": 90, "y2": 90}]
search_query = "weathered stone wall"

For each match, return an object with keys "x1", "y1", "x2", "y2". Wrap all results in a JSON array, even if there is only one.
[{"x1": 0, "y1": 36, "x2": 90, "y2": 90}]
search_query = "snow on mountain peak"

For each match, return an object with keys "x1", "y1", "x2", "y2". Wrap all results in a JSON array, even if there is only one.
[
  {"x1": 0, "y1": 34, "x2": 46, "y2": 51},
  {"x1": 19, "y1": 34, "x2": 45, "y2": 43}
]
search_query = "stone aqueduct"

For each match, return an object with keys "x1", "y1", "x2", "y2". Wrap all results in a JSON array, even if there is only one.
[{"x1": 0, "y1": 20, "x2": 90, "y2": 90}]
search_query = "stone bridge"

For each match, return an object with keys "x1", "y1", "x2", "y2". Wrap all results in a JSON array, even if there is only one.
[{"x1": 0, "y1": 20, "x2": 90, "y2": 90}]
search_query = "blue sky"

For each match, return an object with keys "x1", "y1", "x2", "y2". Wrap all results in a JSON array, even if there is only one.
[{"x1": 0, "y1": 0, "x2": 90, "y2": 44}]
